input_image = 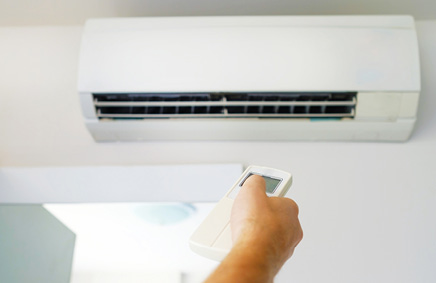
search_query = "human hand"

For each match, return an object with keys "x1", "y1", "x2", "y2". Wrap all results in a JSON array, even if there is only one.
[
  {"x1": 230, "y1": 174, "x2": 303, "y2": 273},
  {"x1": 204, "y1": 174, "x2": 302, "y2": 283}
]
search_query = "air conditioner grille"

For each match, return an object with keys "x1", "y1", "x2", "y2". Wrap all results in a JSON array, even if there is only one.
[{"x1": 92, "y1": 92, "x2": 356, "y2": 119}]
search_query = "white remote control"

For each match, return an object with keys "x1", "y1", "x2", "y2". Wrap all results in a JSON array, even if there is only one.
[{"x1": 189, "y1": 165, "x2": 293, "y2": 261}]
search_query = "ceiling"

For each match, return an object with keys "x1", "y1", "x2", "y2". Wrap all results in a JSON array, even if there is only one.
[{"x1": 1, "y1": 0, "x2": 435, "y2": 26}]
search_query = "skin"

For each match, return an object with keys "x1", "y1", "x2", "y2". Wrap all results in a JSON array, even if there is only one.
[{"x1": 204, "y1": 175, "x2": 303, "y2": 283}]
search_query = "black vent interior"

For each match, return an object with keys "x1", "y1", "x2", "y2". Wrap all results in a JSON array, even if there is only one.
[{"x1": 93, "y1": 92, "x2": 357, "y2": 119}]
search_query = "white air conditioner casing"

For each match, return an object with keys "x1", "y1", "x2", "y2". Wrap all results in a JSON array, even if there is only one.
[{"x1": 78, "y1": 16, "x2": 420, "y2": 142}]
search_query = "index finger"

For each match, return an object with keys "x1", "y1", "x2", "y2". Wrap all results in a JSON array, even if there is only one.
[{"x1": 235, "y1": 174, "x2": 268, "y2": 205}]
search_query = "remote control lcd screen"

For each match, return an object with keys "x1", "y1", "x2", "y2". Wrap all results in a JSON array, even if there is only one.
[{"x1": 263, "y1": 176, "x2": 281, "y2": 194}]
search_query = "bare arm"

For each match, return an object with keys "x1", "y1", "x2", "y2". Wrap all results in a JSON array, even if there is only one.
[{"x1": 204, "y1": 175, "x2": 303, "y2": 283}]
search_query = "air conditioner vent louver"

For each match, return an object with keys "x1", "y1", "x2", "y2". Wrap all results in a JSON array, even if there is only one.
[{"x1": 93, "y1": 92, "x2": 356, "y2": 119}]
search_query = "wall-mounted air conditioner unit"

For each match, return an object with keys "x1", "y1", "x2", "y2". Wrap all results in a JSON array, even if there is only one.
[{"x1": 78, "y1": 16, "x2": 420, "y2": 142}]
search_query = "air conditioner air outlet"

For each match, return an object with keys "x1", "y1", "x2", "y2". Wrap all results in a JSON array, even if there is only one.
[{"x1": 92, "y1": 92, "x2": 357, "y2": 119}]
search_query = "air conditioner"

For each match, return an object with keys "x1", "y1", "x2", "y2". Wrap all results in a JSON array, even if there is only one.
[{"x1": 78, "y1": 16, "x2": 420, "y2": 142}]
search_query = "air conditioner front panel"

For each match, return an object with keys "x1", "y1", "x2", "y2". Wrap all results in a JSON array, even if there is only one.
[
  {"x1": 78, "y1": 16, "x2": 420, "y2": 94},
  {"x1": 85, "y1": 118, "x2": 415, "y2": 142},
  {"x1": 77, "y1": 16, "x2": 421, "y2": 142}
]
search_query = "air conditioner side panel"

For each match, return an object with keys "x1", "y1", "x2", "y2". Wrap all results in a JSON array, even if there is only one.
[
  {"x1": 399, "y1": 92, "x2": 420, "y2": 118},
  {"x1": 79, "y1": 92, "x2": 96, "y2": 119},
  {"x1": 355, "y1": 92, "x2": 419, "y2": 121}
]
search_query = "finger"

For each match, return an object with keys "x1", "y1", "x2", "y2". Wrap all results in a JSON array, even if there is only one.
[
  {"x1": 236, "y1": 174, "x2": 268, "y2": 204},
  {"x1": 231, "y1": 174, "x2": 267, "y2": 242},
  {"x1": 242, "y1": 174, "x2": 266, "y2": 193}
]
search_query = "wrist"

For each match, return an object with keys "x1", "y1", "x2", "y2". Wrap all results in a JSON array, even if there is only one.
[{"x1": 230, "y1": 228, "x2": 286, "y2": 280}]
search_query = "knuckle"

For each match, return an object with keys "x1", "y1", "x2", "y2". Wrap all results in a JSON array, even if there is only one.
[{"x1": 284, "y1": 198, "x2": 299, "y2": 215}]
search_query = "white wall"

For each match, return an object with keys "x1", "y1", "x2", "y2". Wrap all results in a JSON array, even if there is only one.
[{"x1": 0, "y1": 20, "x2": 436, "y2": 283}]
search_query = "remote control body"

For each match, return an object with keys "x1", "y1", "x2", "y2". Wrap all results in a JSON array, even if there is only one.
[{"x1": 189, "y1": 165, "x2": 293, "y2": 261}]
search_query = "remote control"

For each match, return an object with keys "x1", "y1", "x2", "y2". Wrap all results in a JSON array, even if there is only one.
[{"x1": 189, "y1": 165, "x2": 293, "y2": 261}]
